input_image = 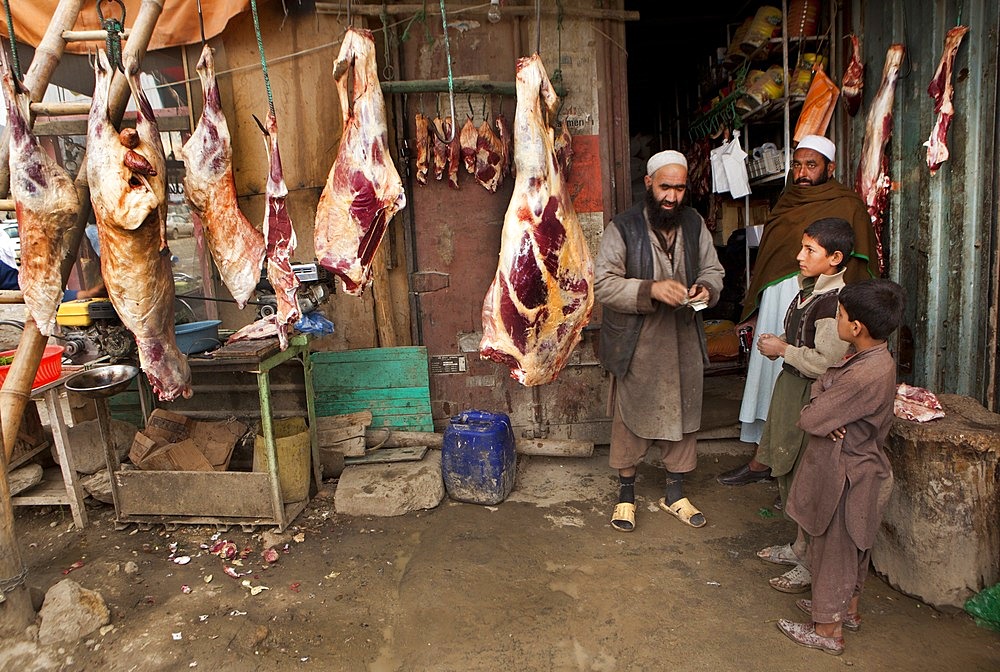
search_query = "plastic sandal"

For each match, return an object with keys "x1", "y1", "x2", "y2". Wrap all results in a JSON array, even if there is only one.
[
  {"x1": 757, "y1": 543, "x2": 800, "y2": 566},
  {"x1": 769, "y1": 563, "x2": 812, "y2": 593},
  {"x1": 611, "y1": 502, "x2": 636, "y2": 532},
  {"x1": 657, "y1": 497, "x2": 707, "y2": 528}
]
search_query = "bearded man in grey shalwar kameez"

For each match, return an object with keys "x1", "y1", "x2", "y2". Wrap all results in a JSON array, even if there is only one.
[{"x1": 595, "y1": 150, "x2": 724, "y2": 532}]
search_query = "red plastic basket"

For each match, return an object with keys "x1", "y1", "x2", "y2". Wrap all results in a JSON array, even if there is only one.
[{"x1": 0, "y1": 345, "x2": 64, "y2": 389}]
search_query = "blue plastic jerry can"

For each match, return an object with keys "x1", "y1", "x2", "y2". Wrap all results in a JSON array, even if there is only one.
[{"x1": 441, "y1": 410, "x2": 516, "y2": 505}]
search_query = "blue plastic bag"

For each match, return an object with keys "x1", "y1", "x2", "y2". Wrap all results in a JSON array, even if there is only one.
[{"x1": 294, "y1": 311, "x2": 335, "y2": 336}]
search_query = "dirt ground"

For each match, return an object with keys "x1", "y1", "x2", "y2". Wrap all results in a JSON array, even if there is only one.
[{"x1": 3, "y1": 445, "x2": 999, "y2": 672}]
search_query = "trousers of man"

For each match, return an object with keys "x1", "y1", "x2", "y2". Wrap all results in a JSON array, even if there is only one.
[{"x1": 608, "y1": 397, "x2": 697, "y2": 473}]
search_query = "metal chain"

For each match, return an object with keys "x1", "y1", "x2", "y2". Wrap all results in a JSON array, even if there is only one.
[
  {"x1": 1, "y1": 0, "x2": 19, "y2": 79},
  {"x1": 0, "y1": 565, "x2": 28, "y2": 594},
  {"x1": 249, "y1": 0, "x2": 275, "y2": 116}
]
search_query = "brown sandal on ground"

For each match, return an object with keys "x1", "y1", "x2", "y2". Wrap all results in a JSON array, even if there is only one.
[
  {"x1": 611, "y1": 502, "x2": 636, "y2": 532},
  {"x1": 796, "y1": 599, "x2": 861, "y2": 631},
  {"x1": 769, "y1": 563, "x2": 812, "y2": 593},
  {"x1": 657, "y1": 497, "x2": 706, "y2": 528}
]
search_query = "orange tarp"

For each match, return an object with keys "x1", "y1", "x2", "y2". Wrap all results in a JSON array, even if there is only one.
[{"x1": 0, "y1": 0, "x2": 250, "y2": 54}]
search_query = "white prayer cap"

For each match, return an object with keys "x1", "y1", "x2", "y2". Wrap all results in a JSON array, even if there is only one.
[
  {"x1": 796, "y1": 135, "x2": 836, "y2": 162},
  {"x1": 646, "y1": 150, "x2": 688, "y2": 176}
]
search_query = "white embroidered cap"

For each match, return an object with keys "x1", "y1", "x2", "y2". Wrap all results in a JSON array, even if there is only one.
[
  {"x1": 796, "y1": 135, "x2": 836, "y2": 162},
  {"x1": 646, "y1": 150, "x2": 688, "y2": 176}
]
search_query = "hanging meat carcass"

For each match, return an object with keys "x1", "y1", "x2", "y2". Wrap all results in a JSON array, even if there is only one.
[
  {"x1": 479, "y1": 54, "x2": 594, "y2": 386},
  {"x1": 260, "y1": 111, "x2": 300, "y2": 350},
  {"x1": 924, "y1": 25, "x2": 970, "y2": 176},
  {"x1": 0, "y1": 51, "x2": 78, "y2": 337},
  {"x1": 474, "y1": 119, "x2": 505, "y2": 192},
  {"x1": 88, "y1": 51, "x2": 192, "y2": 401},
  {"x1": 432, "y1": 116, "x2": 448, "y2": 181},
  {"x1": 414, "y1": 112, "x2": 431, "y2": 185},
  {"x1": 180, "y1": 44, "x2": 265, "y2": 308},
  {"x1": 854, "y1": 44, "x2": 905, "y2": 275},
  {"x1": 460, "y1": 116, "x2": 478, "y2": 174},
  {"x1": 842, "y1": 34, "x2": 864, "y2": 117},
  {"x1": 315, "y1": 28, "x2": 406, "y2": 296}
]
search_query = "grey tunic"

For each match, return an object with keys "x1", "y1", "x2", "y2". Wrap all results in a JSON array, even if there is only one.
[{"x1": 594, "y1": 209, "x2": 724, "y2": 440}]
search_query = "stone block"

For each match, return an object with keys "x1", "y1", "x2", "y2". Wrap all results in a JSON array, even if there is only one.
[
  {"x1": 874, "y1": 394, "x2": 1000, "y2": 610},
  {"x1": 38, "y1": 579, "x2": 110, "y2": 645},
  {"x1": 334, "y1": 450, "x2": 444, "y2": 517}
]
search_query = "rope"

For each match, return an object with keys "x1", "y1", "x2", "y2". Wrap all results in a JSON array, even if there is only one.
[
  {"x1": 0, "y1": 565, "x2": 27, "y2": 594},
  {"x1": 250, "y1": 0, "x2": 276, "y2": 116},
  {"x1": 1, "y1": 0, "x2": 19, "y2": 79},
  {"x1": 96, "y1": 0, "x2": 127, "y2": 73},
  {"x1": 438, "y1": 0, "x2": 455, "y2": 142}
]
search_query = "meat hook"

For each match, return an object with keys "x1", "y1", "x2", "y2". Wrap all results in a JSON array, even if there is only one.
[
  {"x1": 196, "y1": 0, "x2": 206, "y2": 45},
  {"x1": 437, "y1": 0, "x2": 456, "y2": 142}
]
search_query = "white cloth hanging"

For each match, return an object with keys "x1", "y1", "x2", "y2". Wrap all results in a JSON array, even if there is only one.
[{"x1": 709, "y1": 131, "x2": 751, "y2": 198}]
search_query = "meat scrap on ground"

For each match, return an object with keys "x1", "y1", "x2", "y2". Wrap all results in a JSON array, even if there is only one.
[
  {"x1": 924, "y1": 25, "x2": 969, "y2": 176},
  {"x1": 479, "y1": 54, "x2": 594, "y2": 386},
  {"x1": 180, "y1": 44, "x2": 266, "y2": 309},
  {"x1": 88, "y1": 51, "x2": 192, "y2": 401},
  {"x1": 0, "y1": 50, "x2": 78, "y2": 337},
  {"x1": 854, "y1": 44, "x2": 905, "y2": 275},
  {"x1": 315, "y1": 27, "x2": 406, "y2": 296}
]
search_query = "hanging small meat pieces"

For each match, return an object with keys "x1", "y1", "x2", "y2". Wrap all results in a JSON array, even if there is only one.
[
  {"x1": 475, "y1": 119, "x2": 505, "y2": 192},
  {"x1": 460, "y1": 116, "x2": 478, "y2": 174},
  {"x1": 495, "y1": 112, "x2": 513, "y2": 179},
  {"x1": 446, "y1": 117, "x2": 461, "y2": 189},
  {"x1": 842, "y1": 34, "x2": 864, "y2": 117},
  {"x1": 553, "y1": 119, "x2": 574, "y2": 177},
  {"x1": 414, "y1": 112, "x2": 431, "y2": 185},
  {"x1": 432, "y1": 116, "x2": 449, "y2": 181}
]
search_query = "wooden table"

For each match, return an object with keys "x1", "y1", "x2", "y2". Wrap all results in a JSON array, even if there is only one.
[{"x1": 11, "y1": 367, "x2": 93, "y2": 529}]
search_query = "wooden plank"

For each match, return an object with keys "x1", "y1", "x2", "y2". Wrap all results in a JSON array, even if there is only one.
[
  {"x1": 311, "y1": 346, "x2": 428, "y2": 364},
  {"x1": 114, "y1": 470, "x2": 274, "y2": 518},
  {"x1": 344, "y1": 446, "x2": 429, "y2": 465}
]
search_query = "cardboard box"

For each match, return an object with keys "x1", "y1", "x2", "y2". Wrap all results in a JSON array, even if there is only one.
[{"x1": 129, "y1": 412, "x2": 248, "y2": 472}]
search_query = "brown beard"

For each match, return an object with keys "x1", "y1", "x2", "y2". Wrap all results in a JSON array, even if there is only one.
[{"x1": 645, "y1": 187, "x2": 682, "y2": 231}]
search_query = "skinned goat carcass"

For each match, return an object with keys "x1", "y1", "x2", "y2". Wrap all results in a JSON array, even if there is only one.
[
  {"x1": 924, "y1": 26, "x2": 969, "y2": 176},
  {"x1": 88, "y1": 51, "x2": 192, "y2": 401},
  {"x1": 479, "y1": 54, "x2": 594, "y2": 386},
  {"x1": 0, "y1": 50, "x2": 78, "y2": 337},
  {"x1": 260, "y1": 111, "x2": 300, "y2": 350},
  {"x1": 315, "y1": 28, "x2": 406, "y2": 296},
  {"x1": 180, "y1": 44, "x2": 265, "y2": 308},
  {"x1": 414, "y1": 112, "x2": 431, "y2": 185},
  {"x1": 842, "y1": 34, "x2": 864, "y2": 117},
  {"x1": 854, "y1": 44, "x2": 905, "y2": 275}
]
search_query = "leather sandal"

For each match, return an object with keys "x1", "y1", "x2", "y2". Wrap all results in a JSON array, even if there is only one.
[
  {"x1": 658, "y1": 497, "x2": 706, "y2": 528},
  {"x1": 769, "y1": 563, "x2": 812, "y2": 593},
  {"x1": 611, "y1": 502, "x2": 636, "y2": 532},
  {"x1": 757, "y1": 543, "x2": 800, "y2": 566},
  {"x1": 777, "y1": 619, "x2": 844, "y2": 655},
  {"x1": 796, "y1": 599, "x2": 861, "y2": 631}
]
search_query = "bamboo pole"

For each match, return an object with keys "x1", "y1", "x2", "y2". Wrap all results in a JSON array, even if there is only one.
[
  {"x1": 314, "y1": 2, "x2": 640, "y2": 22},
  {"x1": 0, "y1": 0, "x2": 164, "y2": 635}
]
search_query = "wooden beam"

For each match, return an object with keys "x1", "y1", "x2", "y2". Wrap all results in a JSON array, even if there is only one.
[
  {"x1": 314, "y1": 2, "x2": 640, "y2": 22},
  {"x1": 380, "y1": 77, "x2": 566, "y2": 98},
  {"x1": 33, "y1": 113, "x2": 191, "y2": 136},
  {"x1": 62, "y1": 28, "x2": 131, "y2": 42}
]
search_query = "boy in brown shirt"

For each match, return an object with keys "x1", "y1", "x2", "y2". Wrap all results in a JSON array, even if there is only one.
[{"x1": 777, "y1": 279, "x2": 905, "y2": 655}]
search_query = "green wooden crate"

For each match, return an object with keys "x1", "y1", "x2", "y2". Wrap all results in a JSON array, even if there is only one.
[{"x1": 311, "y1": 346, "x2": 433, "y2": 432}]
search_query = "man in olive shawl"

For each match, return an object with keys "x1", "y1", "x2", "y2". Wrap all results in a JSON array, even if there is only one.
[{"x1": 718, "y1": 135, "x2": 877, "y2": 486}]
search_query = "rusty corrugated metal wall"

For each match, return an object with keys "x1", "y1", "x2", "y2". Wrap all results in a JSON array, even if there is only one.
[{"x1": 847, "y1": 0, "x2": 1000, "y2": 408}]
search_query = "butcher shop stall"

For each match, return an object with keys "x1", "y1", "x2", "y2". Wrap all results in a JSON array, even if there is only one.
[{"x1": 0, "y1": 0, "x2": 998, "y2": 620}]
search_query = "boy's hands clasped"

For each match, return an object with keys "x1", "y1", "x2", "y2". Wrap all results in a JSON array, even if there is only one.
[{"x1": 757, "y1": 332, "x2": 788, "y2": 359}]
